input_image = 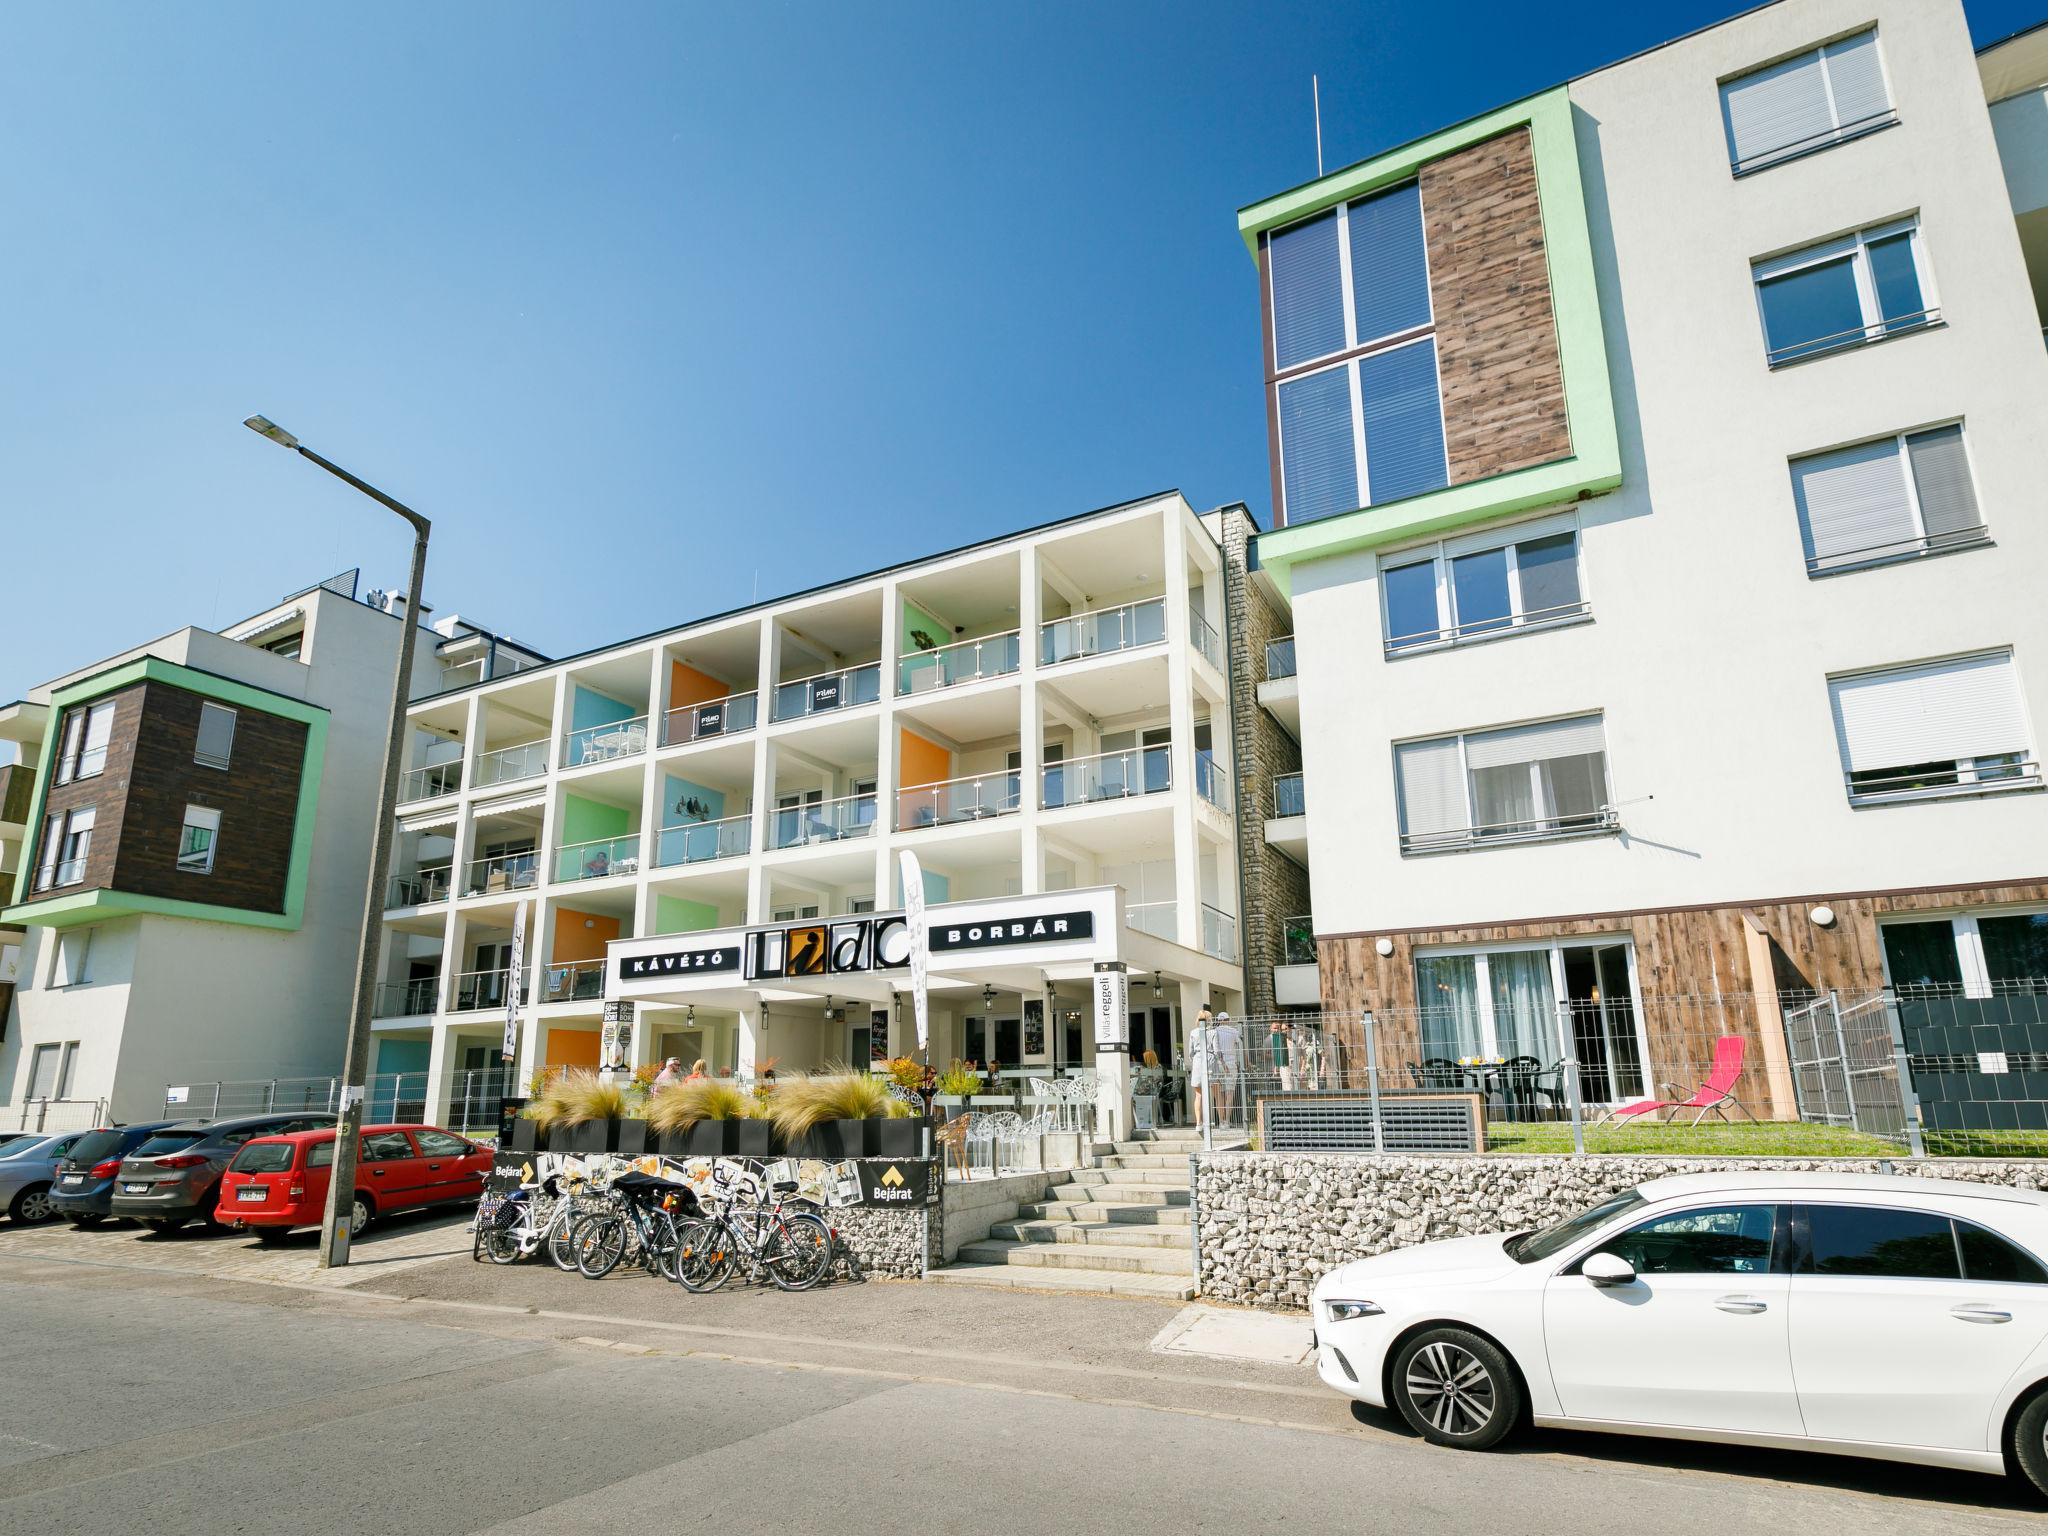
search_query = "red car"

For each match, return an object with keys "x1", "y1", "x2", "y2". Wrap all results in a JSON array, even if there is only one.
[{"x1": 215, "y1": 1124, "x2": 491, "y2": 1243}]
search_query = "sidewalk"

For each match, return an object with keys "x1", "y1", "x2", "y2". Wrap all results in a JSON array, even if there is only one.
[{"x1": 0, "y1": 1208, "x2": 469, "y2": 1289}]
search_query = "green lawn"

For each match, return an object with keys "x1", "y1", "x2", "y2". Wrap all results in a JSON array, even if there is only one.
[{"x1": 1484, "y1": 1121, "x2": 1908, "y2": 1157}]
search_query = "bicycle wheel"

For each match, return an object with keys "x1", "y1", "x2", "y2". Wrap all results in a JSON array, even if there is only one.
[
  {"x1": 672, "y1": 1218, "x2": 735, "y2": 1294},
  {"x1": 643, "y1": 1209, "x2": 681, "y2": 1279},
  {"x1": 763, "y1": 1212, "x2": 834, "y2": 1292},
  {"x1": 482, "y1": 1225, "x2": 525, "y2": 1265},
  {"x1": 546, "y1": 1209, "x2": 581, "y2": 1272},
  {"x1": 574, "y1": 1214, "x2": 629, "y2": 1279}
]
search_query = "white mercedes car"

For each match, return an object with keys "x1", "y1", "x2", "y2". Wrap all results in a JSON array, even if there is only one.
[{"x1": 1311, "y1": 1171, "x2": 2048, "y2": 1495}]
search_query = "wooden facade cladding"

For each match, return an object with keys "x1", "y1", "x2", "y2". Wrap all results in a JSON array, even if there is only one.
[{"x1": 1419, "y1": 126, "x2": 1574, "y2": 487}]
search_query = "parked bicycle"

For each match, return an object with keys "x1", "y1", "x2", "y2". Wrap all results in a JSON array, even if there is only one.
[
  {"x1": 572, "y1": 1170, "x2": 701, "y2": 1280},
  {"x1": 671, "y1": 1169, "x2": 834, "y2": 1293}
]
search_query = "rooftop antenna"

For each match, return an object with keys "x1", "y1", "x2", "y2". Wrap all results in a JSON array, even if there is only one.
[{"x1": 1313, "y1": 74, "x2": 1324, "y2": 177}]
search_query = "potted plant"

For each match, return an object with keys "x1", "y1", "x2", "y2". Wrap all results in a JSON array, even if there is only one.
[
  {"x1": 540, "y1": 1070, "x2": 626, "y2": 1154},
  {"x1": 935, "y1": 1062, "x2": 983, "y2": 1121},
  {"x1": 767, "y1": 1069, "x2": 914, "y2": 1157},
  {"x1": 647, "y1": 1078, "x2": 759, "y2": 1157},
  {"x1": 615, "y1": 1116, "x2": 649, "y2": 1157}
]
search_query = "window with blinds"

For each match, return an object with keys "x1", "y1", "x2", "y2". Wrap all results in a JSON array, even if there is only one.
[
  {"x1": 1829, "y1": 651, "x2": 2037, "y2": 803},
  {"x1": 1396, "y1": 713, "x2": 1613, "y2": 853},
  {"x1": 1790, "y1": 423, "x2": 1987, "y2": 575},
  {"x1": 1266, "y1": 177, "x2": 1448, "y2": 526},
  {"x1": 1721, "y1": 28, "x2": 1895, "y2": 176},
  {"x1": 1754, "y1": 219, "x2": 1933, "y2": 367}
]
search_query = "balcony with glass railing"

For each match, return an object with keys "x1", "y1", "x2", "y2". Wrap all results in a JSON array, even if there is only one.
[
  {"x1": 462, "y1": 849, "x2": 540, "y2": 898},
  {"x1": 1265, "y1": 637, "x2": 1297, "y2": 680},
  {"x1": 1189, "y1": 607, "x2": 1223, "y2": 672},
  {"x1": 662, "y1": 691, "x2": 759, "y2": 746},
  {"x1": 656, "y1": 813, "x2": 751, "y2": 867},
  {"x1": 539, "y1": 958, "x2": 607, "y2": 1005},
  {"x1": 1040, "y1": 597, "x2": 1167, "y2": 667},
  {"x1": 1280, "y1": 914, "x2": 1316, "y2": 966},
  {"x1": 473, "y1": 738, "x2": 550, "y2": 789},
  {"x1": 770, "y1": 792, "x2": 878, "y2": 849},
  {"x1": 554, "y1": 832, "x2": 644, "y2": 883},
  {"x1": 453, "y1": 968, "x2": 529, "y2": 1013},
  {"x1": 562, "y1": 714, "x2": 651, "y2": 768},
  {"x1": 1195, "y1": 751, "x2": 1230, "y2": 811},
  {"x1": 1126, "y1": 900, "x2": 1176, "y2": 941},
  {"x1": 398, "y1": 756, "x2": 463, "y2": 803},
  {"x1": 896, "y1": 770, "x2": 1021, "y2": 831},
  {"x1": 1273, "y1": 772, "x2": 1305, "y2": 818},
  {"x1": 898, "y1": 631, "x2": 1021, "y2": 695},
  {"x1": 372, "y1": 977, "x2": 441, "y2": 1018},
  {"x1": 387, "y1": 863, "x2": 453, "y2": 909},
  {"x1": 772, "y1": 663, "x2": 883, "y2": 722},
  {"x1": 1043, "y1": 743, "x2": 1172, "y2": 808},
  {"x1": 1201, "y1": 904, "x2": 1240, "y2": 963}
]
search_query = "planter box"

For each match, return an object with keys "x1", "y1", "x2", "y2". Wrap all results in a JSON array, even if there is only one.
[
  {"x1": 551, "y1": 1118, "x2": 619, "y2": 1155},
  {"x1": 655, "y1": 1127, "x2": 696, "y2": 1160},
  {"x1": 615, "y1": 1119, "x2": 649, "y2": 1158},
  {"x1": 871, "y1": 1116, "x2": 926, "y2": 1158},
  {"x1": 506, "y1": 1117, "x2": 541, "y2": 1154},
  {"x1": 790, "y1": 1118, "x2": 864, "y2": 1160},
  {"x1": 731, "y1": 1118, "x2": 773, "y2": 1158}
]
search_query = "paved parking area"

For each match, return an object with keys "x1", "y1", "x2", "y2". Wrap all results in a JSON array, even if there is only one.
[{"x1": 0, "y1": 1206, "x2": 469, "y2": 1287}]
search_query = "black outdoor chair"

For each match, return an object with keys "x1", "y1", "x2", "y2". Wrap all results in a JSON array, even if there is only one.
[
  {"x1": 1501, "y1": 1056, "x2": 1568, "y2": 1120},
  {"x1": 1418, "y1": 1057, "x2": 1466, "y2": 1090}
]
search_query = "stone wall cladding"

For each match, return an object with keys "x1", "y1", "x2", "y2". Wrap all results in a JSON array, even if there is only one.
[
  {"x1": 828, "y1": 1203, "x2": 939, "y2": 1279},
  {"x1": 1419, "y1": 125, "x2": 1573, "y2": 486},
  {"x1": 1195, "y1": 1152, "x2": 2048, "y2": 1309},
  {"x1": 1217, "y1": 506, "x2": 1310, "y2": 1017}
]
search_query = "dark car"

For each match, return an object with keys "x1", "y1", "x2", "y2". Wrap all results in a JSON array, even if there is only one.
[
  {"x1": 108, "y1": 1114, "x2": 335, "y2": 1232},
  {"x1": 49, "y1": 1122, "x2": 185, "y2": 1225}
]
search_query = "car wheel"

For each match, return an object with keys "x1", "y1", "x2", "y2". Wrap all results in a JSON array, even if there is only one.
[
  {"x1": 1389, "y1": 1327, "x2": 1522, "y2": 1451},
  {"x1": 2010, "y1": 1387, "x2": 2048, "y2": 1499},
  {"x1": 10, "y1": 1184, "x2": 57, "y2": 1224},
  {"x1": 350, "y1": 1194, "x2": 374, "y2": 1238}
]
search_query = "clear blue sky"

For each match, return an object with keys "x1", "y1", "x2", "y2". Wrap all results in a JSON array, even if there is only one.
[{"x1": 2, "y1": 1, "x2": 2037, "y2": 696}]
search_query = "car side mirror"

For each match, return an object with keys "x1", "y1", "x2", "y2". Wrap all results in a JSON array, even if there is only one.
[{"x1": 1582, "y1": 1251, "x2": 1637, "y2": 1287}]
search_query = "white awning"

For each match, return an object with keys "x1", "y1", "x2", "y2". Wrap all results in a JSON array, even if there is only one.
[
  {"x1": 473, "y1": 789, "x2": 547, "y2": 818},
  {"x1": 398, "y1": 808, "x2": 460, "y2": 835}
]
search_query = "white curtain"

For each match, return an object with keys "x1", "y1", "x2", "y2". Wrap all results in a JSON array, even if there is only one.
[
  {"x1": 1471, "y1": 763, "x2": 1536, "y2": 834},
  {"x1": 1415, "y1": 956, "x2": 1481, "y2": 1062},
  {"x1": 1487, "y1": 951, "x2": 1556, "y2": 1060}
]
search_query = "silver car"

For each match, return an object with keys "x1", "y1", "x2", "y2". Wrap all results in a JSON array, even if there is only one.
[
  {"x1": 109, "y1": 1114, "x2": 334, "y2": 1233},
  {"x1": 0, "y1": 1132, "x2": 86, "y2": 1223}
]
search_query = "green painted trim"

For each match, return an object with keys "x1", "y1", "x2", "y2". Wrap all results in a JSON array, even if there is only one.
[
  {"x1": 1244, "y1": 86, "x2": 1620, "y2": 591},
  {"x1": 9, "y1": 656, "x2": 328, "y2": 927}
]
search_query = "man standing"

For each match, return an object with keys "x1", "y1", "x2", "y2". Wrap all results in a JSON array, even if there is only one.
[{"x1": 652, "y1": 1057, "x2": 682, "y2": 1090}]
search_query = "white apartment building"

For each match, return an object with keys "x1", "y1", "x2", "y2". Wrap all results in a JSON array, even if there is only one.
[
  {"x1": 372, "y1": 491, "x2": 1248, "y2": 1118},
  {"x1": 1238, "y1": 0, "x2": 2048, "y2": 1111}
]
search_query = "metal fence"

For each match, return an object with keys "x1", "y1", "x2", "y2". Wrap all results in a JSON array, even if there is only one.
[
  {"x1": 9, "y1": 1097, "x2": 108, "y2": 1134},
  {"x1": 160, "y1": 1067, "x2": 511, "y2": 1138}
]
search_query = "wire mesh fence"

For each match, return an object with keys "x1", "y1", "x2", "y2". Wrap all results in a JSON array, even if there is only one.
[
  {"x1": 159, "y1": 1068, "x2": 511, "y2": 1138},
  {"x1": 8, "y1": 1098, "x2": 108, "y2": 1134},
  {"x1": 1184, "y1": 989, "x2": 2048, "y2": 1158}
]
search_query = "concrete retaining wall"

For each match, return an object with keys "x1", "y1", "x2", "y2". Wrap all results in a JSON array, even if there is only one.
[{"x1": 1194, "y1": 1153, "x2": 2048, "y2": 1310}]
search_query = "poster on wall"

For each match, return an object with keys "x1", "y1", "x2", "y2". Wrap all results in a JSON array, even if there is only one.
[
  {"x1": 900, "y1": 850, "x2": 929, "y2": 1053},
  {"x1": 502, "y1": 901, "x2": 526, "y2": 1061},
  {"x1": 869, "y1": 1008, "x2": 889, "y2": 1063},
  {"x1": 1093, "y1": 962, "x2": 1130, "y2": 1051},
  {"x1": 1023, "y1": 1000, "x2": 1045, "y2": 1056}
]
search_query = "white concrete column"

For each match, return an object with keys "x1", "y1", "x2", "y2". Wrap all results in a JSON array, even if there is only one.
[
  {"x1": 747, "y1": 621, "x2": 780, "y2": 923},
  {"x1": 636, "y1": 645, "x2": 665, "y2": 938},
  {"x1": 876, "y1": 578, "x2": 901, "y2": 906},
  {"x1": 1018, "y1": 545, "x2": 1044, "y2": 893},
  {"x1": 1162, "y1": 510, "x2": 1201, "y2": 949},
  {"x1": 422, "y1": 1023, "x2": 455, "y2": 1123},
  {"x1": 736, "y1": 999, "x2": 764, "y2": 1076}
]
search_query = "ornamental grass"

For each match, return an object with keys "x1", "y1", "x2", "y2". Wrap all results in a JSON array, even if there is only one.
[
  {"x1": 646, "y1": 1077, "x2": 757, "y2": 1133},
  {"x1": 765, "y1": 1067, "x2": 910, "y2": 1138}
]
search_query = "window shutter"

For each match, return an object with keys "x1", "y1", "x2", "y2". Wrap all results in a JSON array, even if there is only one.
[
  {"x1": 1358, "y1": 339, "x2": 1448, "y2": 505},
  {"x1": 1396, "y1": 737, "x2": 1467, "y2": 840},
  {"x1": 1268, "y1": 212, "x2": 1347, "y2": 370},
  {"x1": 1821, "y1": 30, "x2": 1888, "y2": 130},
  {"x1": 1347, "y1": 181, "x2": 1431, "y2": 345},
  {"x1": 1905, "y1": 426, "x2": 1982, "y2": 543},
  {"x1": 1791, "y1": 438, "x2": 1915, "y2": 567},
  {"x1": 1462, "y1": 715, "x2": 1607, "y2": 771},
  {"x1": 1277, "y1": 366, "x2": 1359, "y2": 525},
  {"x1": 1829, "y1": 652, "x2": 2028, "y2": 772},
  {"x1": 1722, "y1": 48, "x2": 1833, "y2": 169}
]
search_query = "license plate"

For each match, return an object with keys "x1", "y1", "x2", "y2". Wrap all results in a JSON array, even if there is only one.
[
  {"x1": 236, "y1": 1187, "x2": 267, "y2": 1202},
  {"x1": 122, "y1": 1182, "x2": 150, "y2": 1194},
  {"x1": 60, "y1": 1174, "x2": 83, "y2": 1186}
]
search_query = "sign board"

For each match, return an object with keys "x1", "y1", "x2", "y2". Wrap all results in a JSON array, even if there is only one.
[
  {"x1": 900, "y1": 851, "x2": 929, "y2": 1053},
  {"x1": 694, "y1": 700, "x2": 725, "y2": 738},
  {"x1": 503, "y1": 901, "x2": 527, "y2": 1061},
  {"x1": 810, "y1": 674, "x2": 843, "y2": 711},
  {"x1": 600, "y1": 1018, "x2": 632, "y2": 1072},
  {"x1": 166, "y1": 1085, "x2": 190, "y2": 1105},
  {"x1": 1092, "y1": 962, "x2": 1130, "y2": 1051},
  {"x1": 855, "y1": 1157, "x2": 937, "y2": 1207}
]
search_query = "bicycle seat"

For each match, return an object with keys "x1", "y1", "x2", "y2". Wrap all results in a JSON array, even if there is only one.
[
  {"x1": 771, "y1": 1179, "x2": 799, "y2": 1194},
  {"x1": 614, "y1": 1170, "x2": 689, "y2": 1196}
]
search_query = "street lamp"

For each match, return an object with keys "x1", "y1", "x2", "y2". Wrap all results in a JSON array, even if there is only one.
[{"x1": 244, "y1": 415, "x2": 431, "y2": 1269}]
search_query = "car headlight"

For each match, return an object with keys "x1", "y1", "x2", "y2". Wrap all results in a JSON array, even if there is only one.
[{"x1": 1322, "y1": 1299, "x2": 1383, "y2": 1323}]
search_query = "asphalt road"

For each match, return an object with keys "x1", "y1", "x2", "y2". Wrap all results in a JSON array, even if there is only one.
[{"x1": 0, "y1": 1244, "x2": 2044, "y2": 1535}]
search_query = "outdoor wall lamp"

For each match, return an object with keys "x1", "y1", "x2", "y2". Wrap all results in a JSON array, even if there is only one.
[
  {"x1": 1375, "y1": 937, "x2": 1395, "y2": 957},
  {"x1": 1810, "y1": 905, "x2": 1837, "y2": 929}
]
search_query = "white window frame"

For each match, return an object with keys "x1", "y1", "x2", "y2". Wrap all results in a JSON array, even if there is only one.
[
  {"x1": 1753, "y1": 217, "x2": 1937, "y2": 368},
  {"x1": 178, "y1": 805, "x2": 222, "y2": 875},
  {"x1": 52, "y1": 929, "x2": 91, "y2": 988},
  {"x1": 38, "y1": 806, "x2": 97, "y2": 891},
  {"x1": 54, "y1": 700, "x2": 115, "y2": 785},
  {"x1": 1877, "y1": 906, "x2": 2048, "y2": 1000},
  {"x1": 1830, "y1": 650, "x2": 2039, "y2": 806},
  {"x1": 1791, "y1": 420, "x2": 1990, "y2": 577},
  {"x1": 1721, "y1": 28, "x2": 1897, "y2": 177},
  {"x1": 1267, "y1": 180, "x2": 1437, "y2": 373},
  {"x1": 1410, "y1": 936, "x2": 1651, "y2": 1103},
  {"x1": 1394, "y1": 713, "x2": 1617, "y2": 854},
  {"x1": 195, "y1": 702, "x2": 237, "y2": 770},
  {"x1": 1379, "y1": 511, "x2": 1589, "y2": 654},
  {"x1": 1274, "y1": 339, "x2": 1451, "y2": 527}
]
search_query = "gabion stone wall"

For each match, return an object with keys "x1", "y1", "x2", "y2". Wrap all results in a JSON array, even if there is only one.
[
  {"x1": 828, "y1": 1204, "x2": 939, "y2": 1279},
  {"x1": 1194, "y1": 1152, "x2": 2048, "y2": 1310}
]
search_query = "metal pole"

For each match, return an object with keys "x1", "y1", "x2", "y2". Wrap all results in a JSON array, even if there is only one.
[
  {"x1": 1363, "y1": 1010, "x2": 1385, "y2": 1154},
  {"x1": 1881, "y1": 990, "x2": 1927, "y2": 1159},
  {"x1": 265, "y1": 1079, "x2": 277, "y2": 1113},
  {"x1": 1826, "y1": 990, "x2": 1859, "y2": 1134},
  {"x1": 1555, "y1": 1000, "x2": 1586, "y2": 1155}
]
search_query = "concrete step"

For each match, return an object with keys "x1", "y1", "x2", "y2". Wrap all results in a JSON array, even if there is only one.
[
  {"x1": 1099, "y1": 1153, "x2": 1192, "y2": 1170},
  {"x1": 1063, "y1": 1166, "x2": 1188, "y2": 1188},
  {"x1": 989, "y1": 1220, "x2": 1187, "y2": 1249},
  {"x1": 927, "y1": 1264, "x2": 1195, "y2": 1301},
  {"x1": 956, "y1": 1239, "x2": 1191, "y2": 1276},
  {"x1": 1047, "y1": 1182, "x2": 1191, "y2": 1207},
  {"x1": 1112, "y1": 1141, "x2": 1203, "y2": 1158},
  {"x1": 1015, "y1": 1200, "x2": 1189, "y2": 1226}
]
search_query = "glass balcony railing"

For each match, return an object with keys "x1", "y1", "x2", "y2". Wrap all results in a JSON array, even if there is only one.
[
  {"x1": 387, "y1": 863, "x2": 453, "y2": 909},
  {"x1": 1126, "y1": 900, "x2": 1176, "y2": 941},
  {"x1": 462, "y1": 850, "x2": 539, "y2": 897},
  {"x1": 898, "y1": 631, "x2": 1021, "y2": 695},
  {"x1": 662, "y1": 691, "x2": 758, "y2": 746},
  {"x1": 1201, "y1": 904, "x2": 1240, "y2": 963},
  {"x1": 1043, "y1": 743, "x2": 1171, "y2": 809},
  {"x1": 1266, "y1": 637, "x2": 1297, "y2": 680},
  {"x1": 399, "y1": 759, "x2": 463, "y2": 802},
  {"x1": 656, "y1": 814, "x2": 751, "y2": 867},
  {"x1": 1280, "y1": 914, "x2": 1316, "y2": 967},
  {"x1": 454, "y1": 968, "x2": 528, "y2": 1013},
  {"x1": 896, "y1": 770, "x2": 1021, "y2": 831},
  {"x1": 1039, "y1": 598, "x2": 1167, "y2": 666},
  {"x1": 772, "y1": 664, "x2": 882, "y2": 722},
  {"x1": 554, "y1": 833, "x2": 643, "y2": 883},
  {"x1": 563, "y1": 714, "x2": 650, "y2": 767},
  {"x1": 1189, "y1": 607, "x2": 1223, "y2": 671},
  {"x1": 474, "y1": 739, "x2": 550, "y2": 788},
  {"x1": 1273, "y1": 772, "x2": 1305, "y2": 818},
  {"x1": 771, "y1": 792, "x2": 877, "y2": 849},
  {"x1": 539, "y1": 959, "x2": 607, "y2": 1005},
  {"x1": 1195, "y1": 750, "x2": 1230, "y2": 811},
  {"x1": 372, "y1": 977, "x2": 441, "y2": 1018}
]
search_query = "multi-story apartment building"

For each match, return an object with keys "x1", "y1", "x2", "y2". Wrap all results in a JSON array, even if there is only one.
[
  {"x1": 0, "y1": 572, "x2": 540, "y2": 1124},
  {"x1": 372, "y1": 491, "x2": 1255, "y2": 1121},
  {"x1": 1238, "y1": 0, "x2": 2048, "y2": 1104}
]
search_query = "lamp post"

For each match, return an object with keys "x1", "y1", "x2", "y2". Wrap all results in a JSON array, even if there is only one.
[{"x1": 244, "y1": 415, "x2": 431, "y2": 1268}]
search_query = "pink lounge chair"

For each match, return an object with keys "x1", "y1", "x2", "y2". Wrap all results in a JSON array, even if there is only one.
[{"x1": 1596, "y1": 1035, "x2": 1754, "y2": 1127}]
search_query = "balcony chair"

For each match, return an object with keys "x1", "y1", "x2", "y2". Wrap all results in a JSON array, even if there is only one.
[{"x1": 1594, "y1": 1035, "x2": 1755, "y2": 1127}]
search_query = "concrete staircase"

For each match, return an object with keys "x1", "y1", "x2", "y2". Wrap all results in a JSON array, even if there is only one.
[{"x1": 930, "y1": 1129, "x2": 1203, "y2": 1300}]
